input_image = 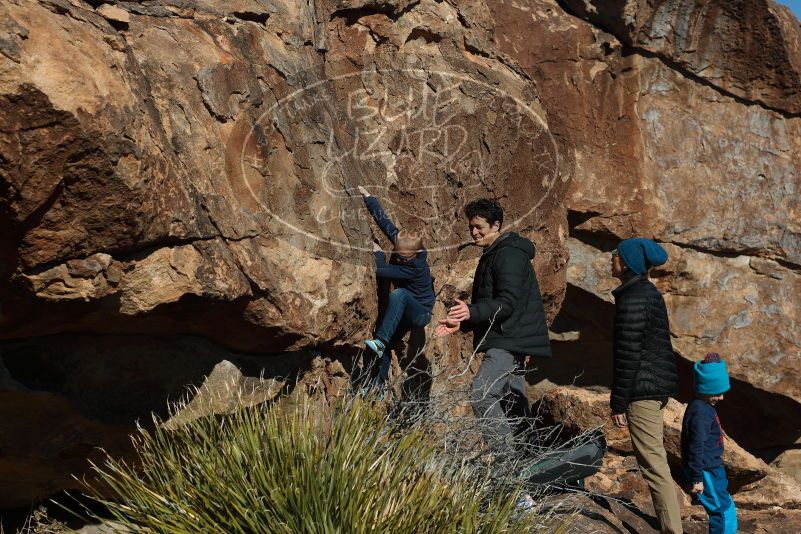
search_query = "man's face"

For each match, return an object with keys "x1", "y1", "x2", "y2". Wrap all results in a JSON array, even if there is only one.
[{"x1": 468, "y1": 216, "x2": 501, "y2": 248}]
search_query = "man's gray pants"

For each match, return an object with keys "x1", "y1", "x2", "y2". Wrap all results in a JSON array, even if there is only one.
[{"x1": 469, "y1": 347, "x2": 529, "y2": 450}]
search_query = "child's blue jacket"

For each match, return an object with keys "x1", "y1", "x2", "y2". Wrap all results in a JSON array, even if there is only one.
[
  {"x1": 681, "y1": 398, "x2": 725, "y2": 483},
  {"x1": 364, "y1": 196, "x2": 435, "y2": 311}
]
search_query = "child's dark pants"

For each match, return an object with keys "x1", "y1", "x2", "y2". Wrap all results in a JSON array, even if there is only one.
[{"x1": 374, "y1": 288, "x2": 431, "y2": 386}]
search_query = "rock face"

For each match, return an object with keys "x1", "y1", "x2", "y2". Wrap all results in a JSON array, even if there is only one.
[
  {"x1": 1, "y1": 0, "x2": 800, "y2": 527},
  {"x1": 0, "y1": 0, "x2": 570, "y2": 353},
  {"x1": 561, "y1": 0, "x2": 801, "y2": 115},
  {"x1": 0, "y1": 0, "x2": 570, "y2": 508},
  {"x1": 490, "y1": 0, "x2": 801, "y2": 468},
  {"x1": 492, "y1": 0, "x2": 801, "y2": 266}
]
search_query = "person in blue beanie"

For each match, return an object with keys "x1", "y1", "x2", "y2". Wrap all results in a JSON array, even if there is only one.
[
  {"x1": 681, "y1": 353, "x2": 738, "y2": 534},
  {"x1": 610, "y1": 237, "x2": 682, "y2": 533},
  {"x1": 616, "y1": 237, "x2": 669, "y2": 276},
  {"x1": 358, "y1": 186, "x2": 434, "y2": 392}
]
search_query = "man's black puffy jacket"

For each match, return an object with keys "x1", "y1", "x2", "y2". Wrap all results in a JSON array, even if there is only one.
[
  {"x1": 610, "y1": 274, "x2": 679, "y2": 414},
  {"x1": 463, "y1": 232, "x2": 552, "y2": 357}
]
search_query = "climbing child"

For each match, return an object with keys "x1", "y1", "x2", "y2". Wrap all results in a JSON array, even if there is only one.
[
  {"x1": 358, "y1": 186, "x2": 434, "y2": 390},
  {"x1": 681, "y1": 352, "x2": 738, "y2": 534}
]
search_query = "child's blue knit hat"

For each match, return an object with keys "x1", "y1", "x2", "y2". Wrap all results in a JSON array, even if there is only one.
[
  {"x1": 693, "y1": 352, "x2": 731, "y2": 395},
  {"x1": 617, "y1": 238, "x2": 668, "y2": 275}
]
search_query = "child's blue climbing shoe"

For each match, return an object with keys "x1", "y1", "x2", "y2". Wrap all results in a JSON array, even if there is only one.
[{"x1": 364, "y1": 338, "x2": 385, "y2": 356}]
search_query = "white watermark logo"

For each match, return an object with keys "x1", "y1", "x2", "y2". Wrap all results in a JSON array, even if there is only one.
[{"x1": 233, "y1": 66, "x2": 562, "y2": 253}]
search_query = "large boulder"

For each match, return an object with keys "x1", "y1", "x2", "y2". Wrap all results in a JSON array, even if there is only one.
[
  {"x1": 560, "y1": 0, "x2": 801, "y2": 114},
  {"x1": 0, "y1": 0, "x2": 570, "y2": 507},
  {"x1": 491, "y1": 0, "x2": 801, "y2": 470},
  {"x1": 772, "y1": 447, "x2": 801, "y2": 486},
  {"x1": 2, "y1": 0, "x2": 801, "y2": 525},
  {"x1": 0, "y1": 0, "x2": 571, "y2": 351}
]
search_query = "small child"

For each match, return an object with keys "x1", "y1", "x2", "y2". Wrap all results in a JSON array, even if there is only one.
[
  {"x1": 681, "y1": 352, "x2": 738, "y2": 534},
  {"x1": 358, "y1": 186, "x2": 434, "y2": 389}
]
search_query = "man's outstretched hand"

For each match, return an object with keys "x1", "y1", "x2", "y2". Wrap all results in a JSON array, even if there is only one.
[
  {"x1": 435, "y1": 318, "x2": 461, "y2": 337},
  {"x1": 448, "y1": 299, "x2": 471, "y2": 322},
  {"x1": 357, "y1": 185, "x2": 371, "y2": 198}
]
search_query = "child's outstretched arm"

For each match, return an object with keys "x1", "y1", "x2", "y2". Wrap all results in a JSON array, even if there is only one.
[{"x1": 358, "y1": 186, "x2": 399, "y2": 243}]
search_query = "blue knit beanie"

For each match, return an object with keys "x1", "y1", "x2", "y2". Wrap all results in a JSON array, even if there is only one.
[
  {"x1": 693, "y1": 352, "x2": 731, "y2": 395},
  {"x1": 617, "y1": 238, "x2": 668, "y2": 275}
]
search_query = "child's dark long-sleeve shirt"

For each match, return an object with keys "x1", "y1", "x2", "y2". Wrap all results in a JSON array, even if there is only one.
[
  {"x1": 364, "y1": 196, "x2": 435, "y2": 311},
  {"x1": 681, "y1": 398, "x2": 724, "y2": 483}
]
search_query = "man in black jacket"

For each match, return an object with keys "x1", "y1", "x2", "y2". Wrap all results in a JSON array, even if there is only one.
[
  {"x1": 436, "y1": 198, "x2": 551, "y2": 450},
  {"x1": 610, "y1": 237, "x2": 681, "y2": 534}
]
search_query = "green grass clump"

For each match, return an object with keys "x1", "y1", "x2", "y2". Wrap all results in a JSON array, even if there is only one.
[{"x1": 77, "y1": 396, "x2": 550, "y2": 533}]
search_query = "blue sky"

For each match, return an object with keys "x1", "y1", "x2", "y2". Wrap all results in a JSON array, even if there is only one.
[{"x1": 776, "y1": 0, "x2": 801, "y2": 20}]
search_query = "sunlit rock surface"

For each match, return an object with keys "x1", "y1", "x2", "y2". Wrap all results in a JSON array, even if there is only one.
[{"x1": 1, "y1": 1, "x2": 800, "y2": 529}]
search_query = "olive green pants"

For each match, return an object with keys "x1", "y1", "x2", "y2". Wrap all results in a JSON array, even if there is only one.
[{"x1": 627, "y1": 399, "x2": 683, "y2": 534}]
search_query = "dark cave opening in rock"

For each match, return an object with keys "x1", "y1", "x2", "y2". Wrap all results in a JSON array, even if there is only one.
[{"x1": 0, "y1": 333, "x2": 362, "y2": 515}]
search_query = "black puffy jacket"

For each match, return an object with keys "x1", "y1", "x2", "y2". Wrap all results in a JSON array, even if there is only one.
[
  {"x1": 463, "y1": 232, "x2": 552, "y2": 357},
  {"x1": 610, "y1": 274, "x2": 679, "y2": 414}
]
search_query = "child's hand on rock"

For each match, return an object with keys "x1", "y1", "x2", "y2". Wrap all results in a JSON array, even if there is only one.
[
  {"x1": 692, "y1": 482, "x2": 704, "y2": 494},
  {"x1": 358, "y1": 186, "x2": 371, "y2": 197}
]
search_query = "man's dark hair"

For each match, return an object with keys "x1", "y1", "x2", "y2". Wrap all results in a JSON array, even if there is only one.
[{"x1": 464, "y1": 198, "x2": 503, "y2": 227}]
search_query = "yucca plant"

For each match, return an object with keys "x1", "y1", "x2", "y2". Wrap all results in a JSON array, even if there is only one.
[{"x1": 73, "y1": 393, "x2": 563, "y2": 533}]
